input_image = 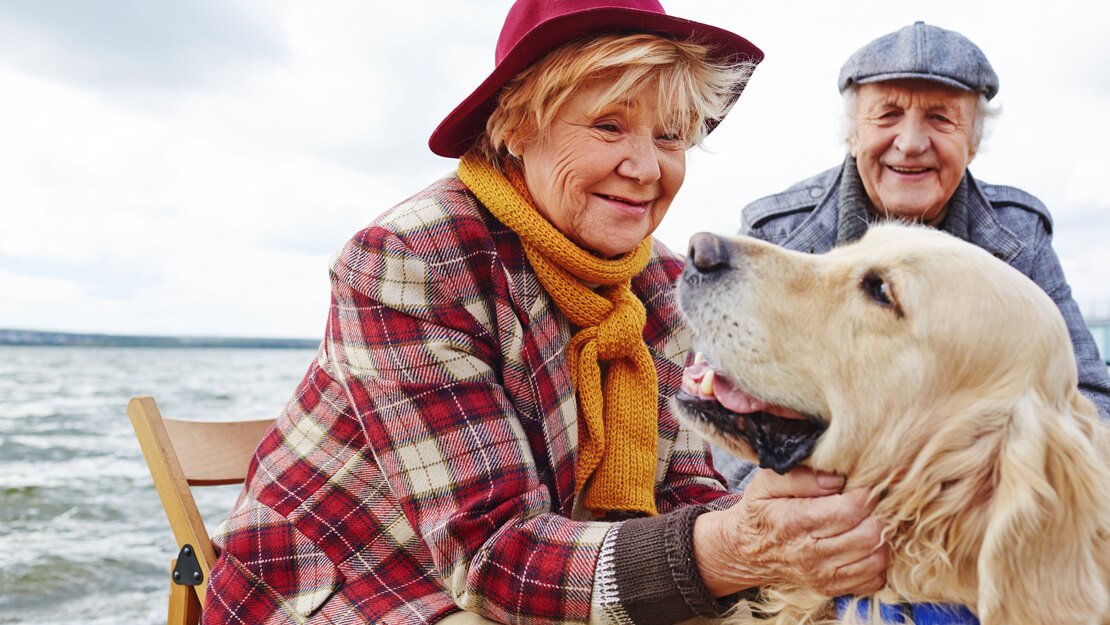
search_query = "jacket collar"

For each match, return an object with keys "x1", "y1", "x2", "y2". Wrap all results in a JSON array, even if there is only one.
[
  {"x1": 961, "y1": 170, "x2": 1027, "y2": 263},
  {"x1": 834, "y1": 155, "x2": 972, "y2": 244}
]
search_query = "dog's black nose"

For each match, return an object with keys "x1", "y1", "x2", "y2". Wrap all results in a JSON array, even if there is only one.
[{"x1": 688, "y1": 232, "x2": 731, "y2": 273}]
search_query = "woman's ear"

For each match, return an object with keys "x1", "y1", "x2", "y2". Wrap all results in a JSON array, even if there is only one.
[
  {"x1": 504, "y1": 124, "x2": 535, "y2": 161},
  {"x1": 977, "y1": 391, "x2": 1110, "y2": 624},
  {"x1": 505, "y1": 136, "x2": 522, "y2": 160}
]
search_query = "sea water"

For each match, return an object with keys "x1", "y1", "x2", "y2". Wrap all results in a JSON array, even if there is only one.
[
  {"x1": 0, "y1": 345, "x2": 318, "y2": 625},
  {"x1": 4, "y1": 345, "x2": 1105, "y2": 624}
]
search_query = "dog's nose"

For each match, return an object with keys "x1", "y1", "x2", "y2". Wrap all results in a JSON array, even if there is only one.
[{"x1": 688, "y1": 232, "x2": 731, "y2": 273}]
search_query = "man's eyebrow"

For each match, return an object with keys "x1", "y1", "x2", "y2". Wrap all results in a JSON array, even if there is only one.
[
  {"x1": 868, "y1": 99, "x2": 903, "y2": 111},
  {"x1": 924, "y1": 101, "x2": 960, "y2": 114}
]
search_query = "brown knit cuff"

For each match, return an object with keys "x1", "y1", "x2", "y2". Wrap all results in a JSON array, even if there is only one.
[{"x1": 612, "y1": 505, "x2": 742, "y2": 624}]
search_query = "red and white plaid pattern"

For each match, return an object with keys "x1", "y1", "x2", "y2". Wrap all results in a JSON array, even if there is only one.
[{"x1": 202, "y1": 175, "x2": 729, "y2": 625}]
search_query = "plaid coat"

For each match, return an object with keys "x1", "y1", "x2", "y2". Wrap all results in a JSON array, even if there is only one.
[{"x1": 202, "y1": 174, "x2": 735, "y2": 625}]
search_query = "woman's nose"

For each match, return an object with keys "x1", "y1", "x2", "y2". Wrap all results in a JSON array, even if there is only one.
[{"x1": 617, "y1": 134, "x2": 662, "y2": 185}]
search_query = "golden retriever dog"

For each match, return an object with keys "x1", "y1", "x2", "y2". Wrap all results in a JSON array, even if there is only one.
[{"x1": 672, "y1": 224, "x2": 1110, "y2": 625}]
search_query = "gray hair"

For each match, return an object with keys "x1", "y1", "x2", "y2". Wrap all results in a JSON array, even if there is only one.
[{"x1": 842, "y1": 84, "x2": 997, "y2": 154}]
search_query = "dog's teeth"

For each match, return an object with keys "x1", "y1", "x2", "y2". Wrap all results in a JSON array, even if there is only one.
[
  {"x1": 693, "y1": 351, "x2": 705, "y2": 364},
  {"x1": 700, "y1": 369, "x2": 715, "y2": 396}
]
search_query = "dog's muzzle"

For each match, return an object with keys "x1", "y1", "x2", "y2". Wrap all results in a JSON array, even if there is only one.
[
  {"x1": 676, "y1": 390, "x2": 825, "y2": 474},
  {"x1": 675, "y1": 348, "x2": 827, "y2": 474}
]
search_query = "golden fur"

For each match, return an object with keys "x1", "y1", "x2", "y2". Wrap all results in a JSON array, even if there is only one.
[{"x1": 675, "y1": 224, "x2": 1110, "y2": 624}]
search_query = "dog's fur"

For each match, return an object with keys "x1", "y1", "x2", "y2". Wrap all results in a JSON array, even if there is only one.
[{"x1": 674, "y1": 225, "x2": 1110, "y2": 625}]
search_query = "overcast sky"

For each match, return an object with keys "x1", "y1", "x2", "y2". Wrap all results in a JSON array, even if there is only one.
[{"x1": 3, "y1": 1, "x2": 1109, "y2": 338}]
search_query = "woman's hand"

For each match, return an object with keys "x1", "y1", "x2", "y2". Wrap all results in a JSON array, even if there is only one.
[{"x1": 693, "y1": 467, "x2": 889, "y2": 597}]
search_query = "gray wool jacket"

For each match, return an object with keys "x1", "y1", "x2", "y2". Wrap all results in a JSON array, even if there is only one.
[{"x1": 712, "y1": 157, "x2": 1110, "y2": 492}]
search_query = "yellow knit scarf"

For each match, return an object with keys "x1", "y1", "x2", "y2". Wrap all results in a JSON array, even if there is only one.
[{"x1": 457, "y1": 150, "x2": 659, "y2": 517}]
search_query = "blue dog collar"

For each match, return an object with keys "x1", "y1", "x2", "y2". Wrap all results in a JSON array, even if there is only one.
[{"x1": 834, "y1": 596, "x2": 979, "y2": 624}]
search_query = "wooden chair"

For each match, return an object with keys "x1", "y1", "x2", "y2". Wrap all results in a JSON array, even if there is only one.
[{"x1": 128, "y1": 395, "x2": 274, "y2": 625}]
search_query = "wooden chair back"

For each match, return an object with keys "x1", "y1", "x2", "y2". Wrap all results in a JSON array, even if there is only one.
[{"x1": 128, "y1": 395, "x2": 273, "y2": 625}]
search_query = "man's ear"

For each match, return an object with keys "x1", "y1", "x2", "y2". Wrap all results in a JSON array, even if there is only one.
[{"x1": 847, "y1": 133, "x2": 859, "y2": 159}]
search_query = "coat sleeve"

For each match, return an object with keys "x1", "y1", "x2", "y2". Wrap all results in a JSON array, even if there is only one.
[{"x1": 1023, "y1": 227, "x2": 1110, "y2": 419}]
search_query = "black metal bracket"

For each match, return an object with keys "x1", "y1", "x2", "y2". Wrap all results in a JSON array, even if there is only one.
[{"x1": 172, "y1": 544, "x2": 204, "y2": 586}]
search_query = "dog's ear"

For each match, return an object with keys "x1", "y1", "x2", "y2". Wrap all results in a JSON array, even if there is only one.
[{"x1": 977, "y1": 391, "x2": 1110, "y2": 625}]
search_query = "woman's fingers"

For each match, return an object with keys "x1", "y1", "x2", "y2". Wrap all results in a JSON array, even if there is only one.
[
  {"x1": 778, "y1": 504, "x2": 889, "y2": 595},
  {"x1": 748, "y1": 472, "x2": 877, "y2": 539},
  {"x1": 745, "y1": 465, "x2": 845, "y2": 499},
  {"x1": 801, "y1": 488, "x2": 878, "y2": 538},
  {"x1": 711, "y1": 468, "x2": 889, "y2": 596},
  {"x1": 828, "y1": 543, "x2": 891, "y2": 596}
]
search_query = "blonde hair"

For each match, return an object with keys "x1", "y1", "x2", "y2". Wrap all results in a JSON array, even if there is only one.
[{"x1": 479, "y1": 33, "x2": 756, "y2": 165}]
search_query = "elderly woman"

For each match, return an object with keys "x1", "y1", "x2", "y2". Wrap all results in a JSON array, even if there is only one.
[
  {"x1": 712, "y1": 21, "x2": 1110, "y2": 625},
  {"x1": 201, "y1": 1, "x2": 890, "y2": 624}
]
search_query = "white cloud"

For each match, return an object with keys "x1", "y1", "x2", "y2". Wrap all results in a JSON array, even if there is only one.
[
  {"x1": 0, "y1": 0, "x2": 286, "y2": 91},
  {"x1": 1, "y1": 0, "x2": 1108, "y2": 338}
]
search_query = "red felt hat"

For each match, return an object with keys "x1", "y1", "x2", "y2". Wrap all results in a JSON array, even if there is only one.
[{"x1": 428, "y1": 0, "x2": 763, "y2": 158}]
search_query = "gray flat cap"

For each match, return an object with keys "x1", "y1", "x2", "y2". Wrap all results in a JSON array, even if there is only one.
[{"x1": 838, "y1": 21, "x2": 999, "y2": 100}]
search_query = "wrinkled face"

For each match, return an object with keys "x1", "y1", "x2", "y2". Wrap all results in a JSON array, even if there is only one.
[
  {"x1": 850, "y1": 80, "x2": 978, "y2": 225},
  {"x1": 515, "y1": 80, "x2": 686, "y2": 258},
  {"x1": 673, "y1": 225, "x2": 1072, "y2": 477}
]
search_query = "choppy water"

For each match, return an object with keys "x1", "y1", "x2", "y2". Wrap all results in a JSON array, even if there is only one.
[{"x1": 0, "y1": 345, "x2": 319, "y2": 625}]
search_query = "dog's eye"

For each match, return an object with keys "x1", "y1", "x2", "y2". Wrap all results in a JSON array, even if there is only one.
[{"x1": 861, "y1": 271, "x2": 893, "y2": 306}]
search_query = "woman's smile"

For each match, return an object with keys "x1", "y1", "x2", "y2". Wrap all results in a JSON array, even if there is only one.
[
  {"x1": 595, "y1": 192, "x2": 654, "y2": 215},
  {"x1": 518, "y1": 79, "x2": 685, "y2": 258}
]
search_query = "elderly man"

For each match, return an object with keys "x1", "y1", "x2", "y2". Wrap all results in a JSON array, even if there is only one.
[
  {"x1": 711, "y1": 22, "x2": 1110, "y2": 624},
  {"x1": 713, "y1": 22, "x2": 1110, "y2": 498}
]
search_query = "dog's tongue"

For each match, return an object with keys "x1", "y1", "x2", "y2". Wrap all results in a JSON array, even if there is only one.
[
  {"x1": 682, "y1": 357, "x2": 806, "y2": 420},
  {"x1": 713, "y1": 376, "x2": 808, "y2": 421}
]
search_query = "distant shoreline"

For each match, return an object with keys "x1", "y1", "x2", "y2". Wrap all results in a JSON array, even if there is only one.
[{"x1": 0, "y1": 329, "x2": 319, "y2": 349}]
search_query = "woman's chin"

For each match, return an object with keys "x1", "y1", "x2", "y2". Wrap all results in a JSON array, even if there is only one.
[
  {"x1": 582, "y1": 222, "x2": 658, "y2": 258},
  {"x1": 587, "y1": 235, "x2": 647, "y2": 259}
]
